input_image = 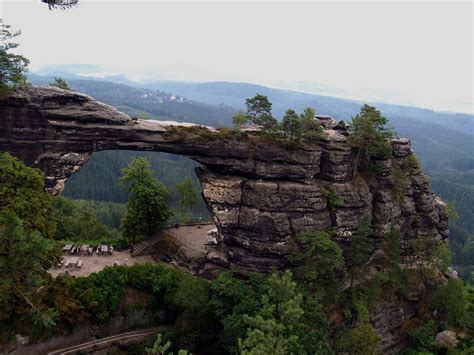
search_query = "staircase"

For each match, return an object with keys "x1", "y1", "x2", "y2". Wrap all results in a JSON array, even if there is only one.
[{"x1": 132, "y1": 230, "x2": 169, "y2": 256}]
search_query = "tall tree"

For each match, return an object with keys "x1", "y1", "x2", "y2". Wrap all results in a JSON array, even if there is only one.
[
  {"x1": 347, "y1": 215, "x2": 374, "y2": 288},
  {"x1": 244, "y1": 94, "x2": 278, "y2": 133},
  {"x1": 175, "y1": 177, "x2": 199, "y2": 223},
  {"x1": 290, "y1": 231, "x2": 344, "y2": 301},
  {"x1": 245, "y1": 94, "x2": 272, "y2": 121},
  {"x1": 120, "y1": 157, "x2": 172, "y2": 243},
  {"x1": 281, "y1": 109, "x2": 303, "y2": 144},
  {"x1": 300, "y1": 107, "x2": 323, "y2": 142},
  {"x1": 0, "y1": 213, "x2": 58, "y2": 328},
  {"x1": 0, "y1": 152, "x2": 56, "y2": 238},
  {"x1": 348, "y1": 104, "x2": 393, "y2": 167},
  {"x1": 0, "y1": 19, "x2": 29, "y2": 95},
  {"x1": 239, "y1": 271, "x2": 304, "y2": 355}
]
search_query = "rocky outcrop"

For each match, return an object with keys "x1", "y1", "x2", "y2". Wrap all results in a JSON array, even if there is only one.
[{"x1": 0, "y1": 87, "x2": 450, "y2": 352}]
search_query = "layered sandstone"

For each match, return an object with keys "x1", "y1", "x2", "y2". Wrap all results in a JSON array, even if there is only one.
[{"x1": 0, "y1": 87, "x2": 450, "y2": 352}]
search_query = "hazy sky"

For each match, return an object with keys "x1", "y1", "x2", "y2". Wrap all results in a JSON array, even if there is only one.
[{"x1": 0, "y1": 0, "x2": 472, "y2": 113}]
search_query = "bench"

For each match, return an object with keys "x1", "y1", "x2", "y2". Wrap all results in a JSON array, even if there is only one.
[{"x1": 77, "y1": 260, "x2": 82, "y2": 268}]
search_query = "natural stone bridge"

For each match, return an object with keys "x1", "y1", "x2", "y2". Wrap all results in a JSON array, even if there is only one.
[{"x1": 0, "y1": 86, "x2": 448, "y2": 273}]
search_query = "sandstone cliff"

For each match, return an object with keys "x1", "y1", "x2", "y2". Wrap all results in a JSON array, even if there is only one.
[{"x1": 0, "y1": 86, "x2": 450, "y2": 352}]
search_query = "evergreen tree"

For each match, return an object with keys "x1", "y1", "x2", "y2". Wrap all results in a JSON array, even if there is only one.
[
  {"x1": 348, "y1": 104, "x2": 393, "y2": 168},
  {"x1": 120, "y1": 157, "x2": 172, "y2": 244},
  {"x1": 290, "y1": 231, "x2": 344, "y2": 301},
  {"x1": 245, "y1": 94, "x2": 272, "y2": 121},
  {"x1": 281, "y1": 109, "x2": 303, "y2": 144},
  {"x1": 347, "y1": 215, "x2": 374, "y2": 288},
  {"x1": 300, "y1": 107, "x2": 323, "y2": 142},
  {"x1": 0, "y1": 213, "x2": 58, "y2": 327},
  {"x1": 0, "y1": 152, "x2": 56, "y2": 238},
  {"x1": 232, "y1": 110, "x2": 249, "y2": 130},
  {"x1": 244, "y1": 94, "x2": 278, "y2": 134},
  {"x1": 49, "y1": 77, "x2": 71, "y2": 90},
  {"x1": 0, "y1": 20, "x2": 29, "y2": 95},
  {"x1": 239, "y1": 271, "x2": 304, "y2": 355}
]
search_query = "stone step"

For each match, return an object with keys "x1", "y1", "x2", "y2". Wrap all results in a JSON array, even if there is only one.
[{"x1": 132, "y1": 231, "x2": 168, "y2": 256}]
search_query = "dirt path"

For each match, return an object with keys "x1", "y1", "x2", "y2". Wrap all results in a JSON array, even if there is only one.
[
  {"x1": 49, "y1": 251, "x2": 154, "y2": 278},
  {"x1": 164, "y1": 223, "x2": 215, "y2": 257}
]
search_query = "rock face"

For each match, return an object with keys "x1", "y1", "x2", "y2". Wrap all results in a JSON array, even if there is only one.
[{"x1": 0, "y1": 87, "x2": 449, "y2": 352}]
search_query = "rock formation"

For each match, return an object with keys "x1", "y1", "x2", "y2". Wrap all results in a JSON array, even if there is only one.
[{"x1": 0, "y1": 87, "x2": 450, "y2": 352}]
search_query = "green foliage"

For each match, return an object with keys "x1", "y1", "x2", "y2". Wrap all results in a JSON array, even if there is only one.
[
  {"x1": 346, "y1": 215, "x2": 374, "y2": 288},
  {"x1": 49, "y1": 77, "x2": 70, "y2": 90},
  {"x1": 175, "y1": 177, "x2": 200, "y2": 223},
  {"x1": 0, "y1": 213, "x2": 58, "y2": 325},
  {"x1": 290, "y1": 231, "x2": 344, "y2": 301},
  {"x1": 444, "y1": 201, "x2": 460, "y2": 221},
  {"x1": 408, "y1": 320, "x2": 437, "y2": 352},
  {"x1": 348, "y1": 104, "x2": 393, "y2": 168},
  {"x1": 245, "y1": 94, "x2": 273, "y2": 121},
  {"x1": 321, "y1": 185, "x2": 344, "y2": 211},
  {"x1": 120, "y1": 157, "x2": 172, "y2": 243},
  {"x1": 402, "y1": 154, "x2": 422, "y2": 171},
  {"x1": 239, "y1": 271, "x2": 303, "y2": 355},
  {"x1": 0, "y1": 152, "x2": 56, "y2": 238},
  {"x1": 210, "y1": 272, "x2": 267, "y2": 353},
  {"x1": 335, "y1": 323, "x2": 381, "y2": 355},
  {"x1": 232, "y1": 111, "x2": 250, "y2": 130},
  {"x1": 379, "y1": 226, "x2": 403, "y2": 272},
  {"x1": 300, "y1": 107, "x2": 323, "y2": 142},
  {"x1": 0, "y1": 20, "x2": 29, "y2": 95},
  {"x1": 432, "y1": 279, "x2": 469, "y2": 329},
  {"x1": 393, "y1": 166, "x2": 409, "y2": 200},
  {"x1": 281, "y1": 109, "x2": 303, "y2": 144},
  {"x1": 411, "y1": 237, "x2": 452, "y2": 276},
  {"x1": 70, "y1": 266, "x2": 128, "y2": 322},
  {"x1": 146, "y1": 333, "x2": 172, "y2": 355},
  {"x1": 54, "y1": 196, "x2": 120, "y2": 242}
]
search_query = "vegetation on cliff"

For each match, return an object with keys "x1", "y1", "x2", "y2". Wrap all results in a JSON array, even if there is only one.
[{"x1": 1, "y1": 151, "x2": 474, "y2": 354}]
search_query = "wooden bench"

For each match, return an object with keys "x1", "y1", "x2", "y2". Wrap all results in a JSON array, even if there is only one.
[{"x1": 77, "y1": 260, "x2": 82, "y2": 268}]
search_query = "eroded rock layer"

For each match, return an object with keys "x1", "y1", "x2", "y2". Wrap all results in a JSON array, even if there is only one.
[{"x1": 0, "y1": 87, "x2": 449, "y2": 352}]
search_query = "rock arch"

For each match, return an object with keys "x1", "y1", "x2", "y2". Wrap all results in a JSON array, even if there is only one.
[{"x1": 0, "y1": 86, "x2": 448, "y2": 272}]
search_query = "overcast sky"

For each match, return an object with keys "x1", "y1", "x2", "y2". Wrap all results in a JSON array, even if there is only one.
[{"x1": 0, "y1": 0, "x2": 472, "y2": 113}]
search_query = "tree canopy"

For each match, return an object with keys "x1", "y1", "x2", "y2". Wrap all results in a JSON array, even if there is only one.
[
  {"x1": 348, "y1": 104, "x2": 393, "y2": 166},
  {"x1": 0, "y1": 19, "x2": 29, "y2": 95},
  {"x1": 119, "y1": 157, "x2": 172, "y2": 243},
  {"x1": 0, "y1": 152, "x2": 56, "y2": 238}
]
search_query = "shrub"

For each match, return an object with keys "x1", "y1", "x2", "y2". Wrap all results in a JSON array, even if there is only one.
[
  {"x1": 321, "y1": 186, "x2": 344, "y2": 210},
  {"x1": 403, "y1": 154, "x2": 421, "y2": 171},
  {"x1": 335, "y1": 323, "x2": 381, "y2": 355}
]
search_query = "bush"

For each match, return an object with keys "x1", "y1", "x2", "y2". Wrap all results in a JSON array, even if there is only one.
[
  {"x1": 335, "y1": 323, "x2": 381, "y2": 355},
  {"x1": 403, "y1": 154, "x2": 421, "y2": 171},
  {"x1": 321, "y1": 186, "x2": 344, "y2": 210},
  {"x1": 408, "y1": 320, "x2": 437, "y2": 352}
]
